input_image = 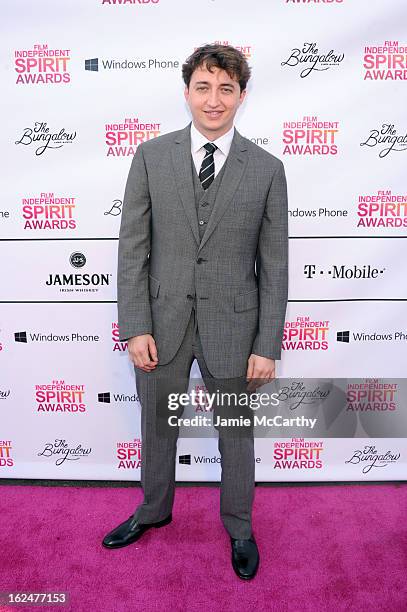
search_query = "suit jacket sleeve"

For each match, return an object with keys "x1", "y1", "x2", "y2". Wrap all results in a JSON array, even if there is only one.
[
  {"x1": 251, "y1": 159, "x2": 289, "y2": 360},
  {"x1": 117, "y1": 144, "x2": 152, "y2": 342}
]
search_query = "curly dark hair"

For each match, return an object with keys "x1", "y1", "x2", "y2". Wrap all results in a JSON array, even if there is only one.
[{"x1": 182, "y1": 43, "x2": 251, "y2": 92}]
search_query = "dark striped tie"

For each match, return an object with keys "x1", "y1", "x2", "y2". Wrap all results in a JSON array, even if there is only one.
[{"x1": 199, "y1": 142, "x2": 218, "y2": 190}]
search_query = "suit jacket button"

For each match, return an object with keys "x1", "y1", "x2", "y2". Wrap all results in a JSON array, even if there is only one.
[
  {"x1": 196, "y1": 257, "x2": 206, "y2": 264},
  {"x1": 187, "y1": 294, "x2": 195, "y2": 300}
]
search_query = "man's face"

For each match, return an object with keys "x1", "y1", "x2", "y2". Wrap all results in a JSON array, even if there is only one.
[{"x1": 184, "y1": 63, "x2": 246, "y2": 139}]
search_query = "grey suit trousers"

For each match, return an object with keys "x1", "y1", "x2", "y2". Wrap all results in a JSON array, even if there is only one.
[{"x1": 133, "y1": 302, "x2": 255, "y2": 539}]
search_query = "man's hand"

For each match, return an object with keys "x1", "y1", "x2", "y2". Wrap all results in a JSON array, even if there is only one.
[
  {"x1": 127, "y1": 334, "x2": 158, "y2": 372},
  {"x1": 246, "y1": 354, "x2": 276, "y2": 391}
]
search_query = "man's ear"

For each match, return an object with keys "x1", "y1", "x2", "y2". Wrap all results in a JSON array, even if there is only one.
[
  {"x1": 240, "y1": 88, "x2": 247, "y2": 103},
  {"x1": 184, "y1": 86, "x2": 189, "y2": 101}
]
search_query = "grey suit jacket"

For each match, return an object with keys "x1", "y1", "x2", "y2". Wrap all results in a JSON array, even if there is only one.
[{"x1": 117, "y1": 122, "x2": 288, "y2": 378}]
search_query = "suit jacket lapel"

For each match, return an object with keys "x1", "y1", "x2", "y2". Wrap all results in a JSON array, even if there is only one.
[
  {"x1": 198, "y1": 128, "x2": 248, "y2": 253},
  {"x1": 171, "y1": 122, "x2": 249, "y2": 250},
  {"x1": 171, "y1": 122, "x2": 200, "y2": 245}
]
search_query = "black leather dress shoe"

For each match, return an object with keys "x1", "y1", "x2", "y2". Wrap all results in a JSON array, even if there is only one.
[
  {"x1": 102, "y1": 513, "x2": 172, "y2": 549},
  {"x1": 230, "y1": 535, "x2": 259, "y2": 580}
]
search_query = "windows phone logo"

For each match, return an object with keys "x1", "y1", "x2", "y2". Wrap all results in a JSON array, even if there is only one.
[
  {"x1": 337, "y1": 330, "x2": 350, "y2": 343},
  {"x1": 14, "y1": 331, "x2": 27, "y2": 343},
  {"x1": 98, "y1": 392, "x2": 110, "y2": 403},
  {"x1": 85, "y1": 58, "x2": 99, "y2": 72},
  {"x1": 179, "y1": 454, "x2": 191, "y2": 465}
]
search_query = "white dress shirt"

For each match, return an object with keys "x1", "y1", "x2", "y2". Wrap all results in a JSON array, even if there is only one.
[{"x1": 190, "y1": 121, "x2": 235, "y2": 178}]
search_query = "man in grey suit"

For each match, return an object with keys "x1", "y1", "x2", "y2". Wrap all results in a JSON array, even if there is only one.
[{"x1": 103, "y1": 43, "x2": 288, "y2": 581}]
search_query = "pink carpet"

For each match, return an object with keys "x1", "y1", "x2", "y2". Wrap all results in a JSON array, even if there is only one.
[{"x1": 0, "y1": 483, "x2": 406, "y2": 611}]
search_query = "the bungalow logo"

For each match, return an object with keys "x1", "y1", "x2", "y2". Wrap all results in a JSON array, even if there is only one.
[
  {"x1": 0, "y1": 389, "x2": 11, "y2": 400},
  {"x1": 104, "y1": 198, "x2": 122, "y2": 216},
  {"x1": 345, "y1": 444, "x2": 400, "y2": 474},
  {"x1": 275, "y1": 381, "x2": 330, "y2": 410},
  {"x1": 15, "y1": 121, "x2": 76, "y2": 156},
  {"x1": 281, "y1": 42, "x2": 344, "y2": 78},
  {"x1": 45, "y1": 252, "x2": 111, "y2": 293},
  {"x1": 37, "y1": 438, "x2": 92, "y2": 466},
  {"x1": 360, "y1": 123, "x2": 407, "y2": 158}
]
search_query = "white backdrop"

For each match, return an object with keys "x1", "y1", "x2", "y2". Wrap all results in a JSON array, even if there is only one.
[{"x1": 1, "y1": 0, "x2": 406, "y2": 481}]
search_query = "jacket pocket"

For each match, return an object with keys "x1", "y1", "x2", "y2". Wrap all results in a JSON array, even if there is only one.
[
  {"x1": 148, "y1": 274, "x2": 160, "y2": 298},
  {"x1": 234, "y1": 288, "x2": 258, "y2": 312}
]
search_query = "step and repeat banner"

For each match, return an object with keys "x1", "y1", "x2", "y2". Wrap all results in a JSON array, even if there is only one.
[{"x1": 1, "y1": 0, "x2": 406, "y2": 481}]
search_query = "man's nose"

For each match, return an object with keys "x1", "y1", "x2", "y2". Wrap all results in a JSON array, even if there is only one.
[{"x1": 207, "y1": 89, "x2": 221, "y2": 107}]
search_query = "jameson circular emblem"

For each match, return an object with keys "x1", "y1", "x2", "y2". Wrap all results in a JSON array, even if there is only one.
[{"x1": 69, "y1": 252, "x2": 86, "y2": 268}]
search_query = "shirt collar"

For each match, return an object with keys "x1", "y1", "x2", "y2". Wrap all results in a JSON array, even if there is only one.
[{"x1": 190, "y1": 121, "x2": 235, "y2": 156}]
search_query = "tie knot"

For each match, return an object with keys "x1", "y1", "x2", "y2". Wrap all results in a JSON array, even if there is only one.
[{"x1": 203, "y1": 142, "x2": 217, "y2": 155}]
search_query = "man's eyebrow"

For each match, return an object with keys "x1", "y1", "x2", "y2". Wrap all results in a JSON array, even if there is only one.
[{"x1": 194, "y1": 80, "x2": 235, "y2": 87}]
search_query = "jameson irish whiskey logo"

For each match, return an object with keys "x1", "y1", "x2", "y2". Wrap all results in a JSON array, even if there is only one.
[{"x1": 45, "y1": 252, "x2": 111, "y2": 293}]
